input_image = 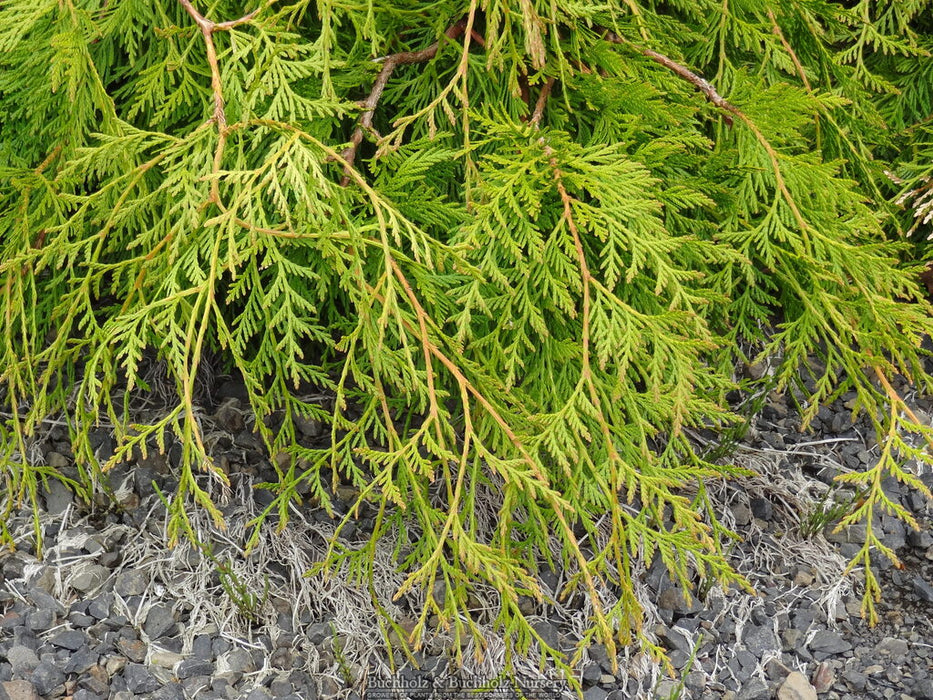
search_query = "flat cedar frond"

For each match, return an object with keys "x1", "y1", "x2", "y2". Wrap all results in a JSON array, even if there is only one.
[{"x1": 2, "y1": 0, "x2": 933, "y2": 674}]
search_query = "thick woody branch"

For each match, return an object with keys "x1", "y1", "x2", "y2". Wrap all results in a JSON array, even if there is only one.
[
  {"x1": 215, "y1": 8, "x2": 260, "y2": 31},
  {"x1": 340, "y1": 20, "x2": 469, "y2": 185},
  {"x1": 602, "y1": 31, "x2": 734, "y2": 127}
]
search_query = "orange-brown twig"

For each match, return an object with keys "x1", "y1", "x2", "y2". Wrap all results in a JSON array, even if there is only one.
[
  {"x1": 178, "y1": 0, "x2": 258, "y2": 202},
  {"x1": 340, "y1": 20, "x2": 469, "y2": 185},
  {"x1": 767, "y1": 9, "x2": 812, "y2": 91},
  {"x1": 178, "y1": 0, "x2": 257, "y2": 129},
  {"x1": 603, "y1": 31, "x2": 819, "y2": 248},
  {"x1": 530, "y1": 77, "x2": 556, "y2": 127},
  {"x1": 602, "y1": 30, "x2": 734, "y2": 127}
]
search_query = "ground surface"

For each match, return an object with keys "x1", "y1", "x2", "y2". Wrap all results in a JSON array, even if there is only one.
[{"x1": 2, "y1": 374, "x2": 933, "y2": 700}]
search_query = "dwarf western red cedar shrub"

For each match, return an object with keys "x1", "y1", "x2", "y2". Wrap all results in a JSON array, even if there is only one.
[{"x1": 2, "y1": 0, "x2": 933, "y2": 668}]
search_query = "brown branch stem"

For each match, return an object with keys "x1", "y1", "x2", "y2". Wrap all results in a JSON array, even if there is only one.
[
  {"x1": 603, "y1": 30, "x2": 734, "y2": 127},
  {"x1": 177, "y1": 0, "x2": 258, "y2": 202},
  {"x1": 603, "y1": 30, "x2": 814, "y2": 249},
  {"x1": 768, "y1": 9, "x2": 812, "y2": 91},
  {"x1": 340, "y1": 19, "x2": 468, "y2": 185},
  {"x1": 530, "y1": 77, "x2": 555, "y2": 127}
]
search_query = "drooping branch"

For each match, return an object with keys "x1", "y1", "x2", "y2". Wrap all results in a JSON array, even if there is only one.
[
  {"x1": 602, "y1": 31, "x2": 734, "y2": 127},
  {"x1": 602, "y1": 31, "x2": 821, "y2": 248},
  {"x1": 340, "y1": 19, "x2": 469, "y2": 185},
  {"x1": 178, "y1": 0, "x2": 258, "y2": 129},
  {"x1": 178, "y1": 1, "x2": 258, "y2": 203},
  {"x1": 525, "y1": 72, "x2": 626, "y2": 479},
  {"x1": 767, "y1": 10, "x2": 812, "y2": 92}
]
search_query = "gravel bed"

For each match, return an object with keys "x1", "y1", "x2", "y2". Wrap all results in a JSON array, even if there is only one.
[{"x1": 2, "y1": 376, "x2": 933, "y2": 700}]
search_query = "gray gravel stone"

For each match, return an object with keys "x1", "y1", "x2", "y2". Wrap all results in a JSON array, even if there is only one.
[
  {"x1": 750, "y1": 497, "x2": 773, "y2": 520},
  {"x1": 736, "y1": 677, "x2": 770, "y2": 700},
  {"x1": 914, "y1": 678, "x2": 933, "y2": 699},
  {"x1": 587, "y1": 644, "x2": 613, "y2": 674},
  {"x1": 222, "y1": 647, "x2": 256, "y2": 674},
  {"x1": 144, "y1": 604, "x2": 176, "y2": 639},
  {"x1": 655, "y1": 625, "x2": 693, "y2": 655},
  {"x1": 0, "y1": 612, "x2": 23, "y2": 630},
  {"x1": 44, "y1": 452, "x2": 70, "y2": 469},
  {"x1": 582, "y1": 687, "x2": 608, "y2": 700},
  {"x1": 792, "y1": 608, "x2": 817, "y2": 630},
  {"x1": 50, "y1": 629, "x2": 86, "y2": 650},
  {"x1": 652, "y1": 679, "x2": 677, "y2": 699},
  {"x1": 743, "y1": 624, "x2": 779, "y2": 655},
  {"x1": 270, "y1": 647, "x2": 295, "y2": 670},
  {"x1": 85, "y1": 596, "x2": 110, "y2": 620},
  {"x1": 192, "y1": 634, "x2": 214, "y2": 661},
  {"x1": 657, "y1": 587, "x2": 702, "y2": 615},
  {"x1": 582, "y1": 663, "x2": 601, "y2": 684},
  {"x1": 24, "y1": 566, "x2": 54, "y2": 595},
  {"x1": 25, "y1": 610, "x2": 53, "y2": 634},
  {"x1": 10, "y1": 631, "x2": 37, "y2": 652},
  {"x1": 69, "y1": 563, "x2": 109, "y2": 593},
  {"x1": 270, "y1": 678, "x2": 293, "y2": 696},
  {"x1": 42, "y1": 479, "x2": 73, "y2": 516},
  {"x1": 0, "y1": 680, "x2": 40, "y2": 700},
  {"x1": 67, "y1": 611, "x2": 95, "y2": 628},
  {"x1": 2, "y1": 560, "x2": 26, "y2": 585},
  {"x1": 308, "y1": 622, "x2": 331, "y2": 645},
  {"x1": 25, "y1": 589, "x2": 64, "y2": 617},
  {"x1": 684, "y1": 671, "x2": 707, "y2": 695},
  {"x1": 6, "y1": 646, "x2": 39, "y2": 677},
  {"x1": 62, "y1": 647, "x2": 98, "y2": 674},
  {"x1": 318, "y1": 677, "x2": 341, "y2": 698},
  {"x1": 177, "y1": 658, "x2": 214, "y2": 679},
  {"x1": 29, "y1": 661, "x2": 65, "y2": 696},
  {"x1": 908, "y1": 530, "x2": 933, "y2": 549},
  {"x1": 72, "y1": 690, "x2": 105, "y2": 700},
  {"x1": 211, "y1": 637, "x2": 231, "y2": 658},
  {"x1": 532, "y1": 621, "x2": 561, "y2": 652},
  {"x1": 913, "y1": 575, "x2": 933, "y2": 603},
  {"x1": 294, "y1": 415, "x2": 324, "y2": 440},
  {"x1": 114, "y1": 570, "x2": 148, "y2": 597},
  {"x1": 180, "y1": 675, "x2": 212, "y2": 696},
  {"x1": 151, "y1": 683, "x2": 185, "y2": 700},
  {"x1": 841, "y1": 669, "x2": 867, "y2": 691},
  {"x1": 808, "y1": 630, "x2": 852, "y2": 655},
  {"x1": 876, "y1": 636, "x2": 909, "y2": 656},
  {"x1": 124, "y1": 662, "x2": 162, "y2": 694}
]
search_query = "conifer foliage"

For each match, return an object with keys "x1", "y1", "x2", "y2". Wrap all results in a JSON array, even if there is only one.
[{"x1": 2, "y1": 0, "x2": 933, "y2": 666}]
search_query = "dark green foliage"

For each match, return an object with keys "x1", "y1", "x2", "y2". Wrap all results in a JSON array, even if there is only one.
[{"x1": 2, "y1": 0, "x2": 933, "y2": 668}]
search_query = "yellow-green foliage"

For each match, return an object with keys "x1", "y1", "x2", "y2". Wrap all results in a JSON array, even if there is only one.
[{"x1": 1, "y1": 0, "x2": 933, "y2": 668}]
